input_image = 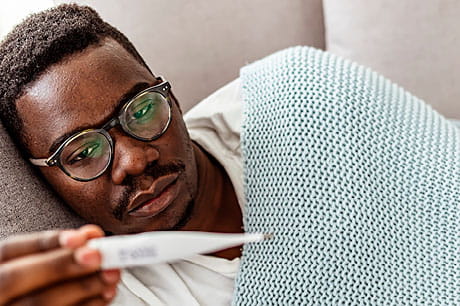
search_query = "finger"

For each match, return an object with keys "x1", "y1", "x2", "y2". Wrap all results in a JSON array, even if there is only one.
[
  {"x1": 59, "y1": 230, "x2": 83, "y2": 249},
  {"x1": 0, "y1": 230, "x2": 59, "y2": 263},
  {"x1": 100, "y1": 269, "x2": 121, "y2": 285},
  {"x1": 60, "y1": 225, "x2": 104, "y2": 249},
  {"x1": 78, "y1": 224, "x2": 105, "y2": 239},
  {"x1": 75, "y1": 247, "x2": 102, "y2": 267},
  {"x1": 7, "y1": 273, "x2": 114, "y2": 306},
  {"x1": 0, "y1": 248, "x2": 100, "y2": 304}
]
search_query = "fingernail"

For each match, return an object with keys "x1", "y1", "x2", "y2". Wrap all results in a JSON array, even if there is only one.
[
  {"x1": 103, "y1": 287, "x2": 116, "y2": 300},
  {"x1": 79, "y1": 224, "x2": 104, "y2": 238},
  {"x1": 59, "y1": 230, "x2": 76, "y2": 247},
  {"x1": 75, "y1": 248, "x2": 100, "y2": 267},
  {"x1": 101, "y1": 270, "x2": 120, "y2": 284}
]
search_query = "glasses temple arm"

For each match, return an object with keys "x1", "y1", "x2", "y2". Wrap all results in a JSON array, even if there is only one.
[{"x1": 29, "y1": 158, "x2": 50, "y2": 167}]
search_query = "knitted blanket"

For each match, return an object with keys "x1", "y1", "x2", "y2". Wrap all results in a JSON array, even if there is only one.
[{"x1": 234, "y1": 47, "x2": 459, "y2": 305}]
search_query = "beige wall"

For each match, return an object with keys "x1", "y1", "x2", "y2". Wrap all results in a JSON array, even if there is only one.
[{"x1": 0, "y1": 1, "x2": 54, "y2": 38}]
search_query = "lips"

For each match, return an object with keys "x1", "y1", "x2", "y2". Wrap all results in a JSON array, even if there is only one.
[{"x1": 127, "y1": 172, "x2": 180, "y2": 218}]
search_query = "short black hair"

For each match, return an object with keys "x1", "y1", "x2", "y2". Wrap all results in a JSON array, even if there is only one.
[{"x1": 0, "y1": 4, "x2": 151, "y2": 154}]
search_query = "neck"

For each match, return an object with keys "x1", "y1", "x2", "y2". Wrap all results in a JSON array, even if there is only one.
[{"x1": 182, "y1": 142, "x2": 243, "y2": 259}]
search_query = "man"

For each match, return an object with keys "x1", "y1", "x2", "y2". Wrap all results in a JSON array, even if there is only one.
[{"x1": 0, "y1": 4, "x2": 244, "y2": 305}]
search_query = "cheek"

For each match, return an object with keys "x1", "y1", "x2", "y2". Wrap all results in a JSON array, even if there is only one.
[
  {"x1": 40, "y1": 168, "x2": 111, "y2": 217},
  {"x1": 164, "y1": 109, "x2": 197, "y2": 185},
  {"x1": 166, "y1": 106, "x2": 193, "y2": 152}
]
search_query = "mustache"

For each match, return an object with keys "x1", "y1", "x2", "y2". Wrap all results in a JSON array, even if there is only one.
[
  {"x1": 143, "y1": 161, "x2": 186, "y2": 181},
  {"x1": 112, "y1": 160, "x2": 186, "y2": 221}
]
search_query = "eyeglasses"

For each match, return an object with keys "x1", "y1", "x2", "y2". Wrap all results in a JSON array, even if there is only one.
[{"x1": 29, "y1": 77, "x2": 172, "y2": 182}]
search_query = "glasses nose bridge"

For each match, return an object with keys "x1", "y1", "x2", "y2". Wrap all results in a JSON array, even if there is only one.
[
  {"x1": 102, "y1": 116, "x2": 121, "y2": 133},
  {"x1": 103, "y1": 117, "x2": 140, "y2": 155}
]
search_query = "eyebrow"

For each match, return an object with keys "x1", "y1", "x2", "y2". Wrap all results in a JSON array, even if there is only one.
[{"x1": 48, "y1": 82, "x2": 152, "y2": 154}]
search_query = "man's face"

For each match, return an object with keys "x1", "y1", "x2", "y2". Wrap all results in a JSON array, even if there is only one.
[{"x1": 16, "y1": 39, "x2": 198, "y2": 234}]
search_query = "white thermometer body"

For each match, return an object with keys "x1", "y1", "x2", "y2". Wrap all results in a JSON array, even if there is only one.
[{"x1": 88, "y1": 231, "x2": 269, "y2": 269}]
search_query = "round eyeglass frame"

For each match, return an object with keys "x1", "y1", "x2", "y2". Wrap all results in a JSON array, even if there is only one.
[{"x1": 29, "y1": 77, "x2": 172, "y2": 182}]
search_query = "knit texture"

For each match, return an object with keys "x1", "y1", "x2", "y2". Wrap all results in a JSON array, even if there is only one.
[{"x1": 234, "y1": 47, "x2": 459, "y2": 305}]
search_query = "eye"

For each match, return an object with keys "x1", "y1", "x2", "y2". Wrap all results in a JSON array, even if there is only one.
[
  {"x1": 129, "y1": 97, "x2": 158, "y2": 125},
  {"x1": 67, "y1": 142, "x2": 102, "y2": 165},
  {"x1": 133, "y1": 100, "x2": 153, "y2": 120}
]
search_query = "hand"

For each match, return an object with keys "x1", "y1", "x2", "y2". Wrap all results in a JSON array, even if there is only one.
[{"x1": 0, "y1": 225, "x2": 120, "y2": 306}]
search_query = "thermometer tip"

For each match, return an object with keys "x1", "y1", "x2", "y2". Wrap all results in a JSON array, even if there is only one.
[{"x1": 263, "y1": 233, "x2": 274, "y2": 240}]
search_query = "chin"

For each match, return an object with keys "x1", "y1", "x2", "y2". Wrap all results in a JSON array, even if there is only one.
[{"x1": 107, "y1": 198, "x2": 194, "y2": 235}]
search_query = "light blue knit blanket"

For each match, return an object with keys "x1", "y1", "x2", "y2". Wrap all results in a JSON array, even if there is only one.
[{"x1": 234, "y1": 47, "x2": 459, "y2": 305}]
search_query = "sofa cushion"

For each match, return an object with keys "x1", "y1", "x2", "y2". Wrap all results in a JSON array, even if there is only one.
[
  {"x1": 323, "y1": 0, "x2": 460, "y2": 119},
  {"x1": 0, "y1": 122, "x2": 84, "y2": 239}
]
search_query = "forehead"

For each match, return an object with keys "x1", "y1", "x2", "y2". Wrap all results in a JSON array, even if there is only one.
[{"x1": 16, "y1": 38, "x2": 155, "y2": 156}]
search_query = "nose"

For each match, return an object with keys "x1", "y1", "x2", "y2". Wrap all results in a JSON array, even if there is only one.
[{"x1": 110, "y1": 130, "x2": 159, "y2": 185}]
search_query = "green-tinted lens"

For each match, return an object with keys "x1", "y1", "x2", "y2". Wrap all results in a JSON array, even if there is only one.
[
  {"x1": 59, "y1": 131, "x2": 111, "y2": 180},
  {"x1": 122, "y1": 91, "x2": 170, "y2": 140},
  {"x1": 132, "y1": 97, "x2": 156, "y2": 123}
]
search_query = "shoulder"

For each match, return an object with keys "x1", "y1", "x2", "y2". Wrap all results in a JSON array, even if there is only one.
[
  {"x1": 183, "y1": 79, "x2": 245, "y2": 208},
  {"x1": 184, "y1": 78, "x2": 242, "y2": 153},
  {"x1": 184, "y1": 78, "x2": 242, "y2": 135}
]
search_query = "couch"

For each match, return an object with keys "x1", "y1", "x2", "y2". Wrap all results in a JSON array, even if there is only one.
[{"x1": 0, "y1": 0, "x2": 459, "y2": 237}]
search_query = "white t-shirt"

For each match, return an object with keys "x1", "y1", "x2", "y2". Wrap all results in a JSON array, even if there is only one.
[{"x1": 111, "y1": 79, "x2": 244, "y2": 306}]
